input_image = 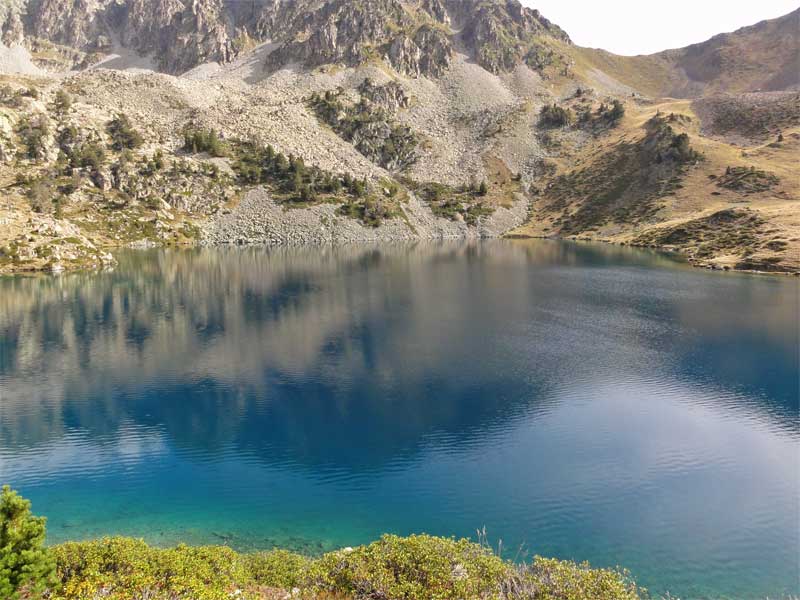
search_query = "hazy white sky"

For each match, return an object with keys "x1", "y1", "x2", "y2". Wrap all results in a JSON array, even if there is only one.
[{"x1": 523, "y1": 0, "x2": 799, "y2": 55}]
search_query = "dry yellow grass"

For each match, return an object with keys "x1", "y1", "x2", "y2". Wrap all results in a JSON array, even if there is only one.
[{"x1": 512, "y1": 98, "x2": 800, "y2": 272}]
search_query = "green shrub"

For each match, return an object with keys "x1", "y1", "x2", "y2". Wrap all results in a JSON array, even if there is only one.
[
  {"x1": 107, "y1": 114, "x2": 143, "y2": 151},
  {"x1": 26, "y1": 178, "x2": 56, "y2": 213},
  {"x1": 539, "y1": 103, "x2": 574, "y2": 128},
  {"x1": 608, "y1": 99, "x2": 625, "y2": 123},
  {"x1": 52, "y1": 538, "x2": 250, "y2": 600},
  {"x1": 409, "y1": 179, "x2": 495, "y2": 226},
  {"x1": 45, "y1": 534, "x2": 647, "y2": 600},
  {"x1": 246, "y1": 549, "x2": 310, "y2": 588},
  {"x1": 183, "y1": 128, "x2": 227, "y2": 157},
  {"x1": 228, "y1": 139, "x2": 374, "y2": 210},
  {"x1": 501, "y1": 557, "x2": 643, "y2": 600},
  {"x1": 310, "y1": 534, "x2": 509, "y2": 600},
  {"x1": 0, "y1": 486, "x2": 55, "y2": 599},
  {"x1": 74, "y1": 142, "x2": 106, "y2": 171},
  {"x1": 338, "y1": 196, "x2": 393, "y2": 227},
  {"x1": 718, "y1": 165, "x2": 779, "y2": 192},
  {"x1": 52, "y1": 90, "x2": 72, "y2": 114},
  {"x1": 17, "y1": 115, "x2": 50, "y2": 160}
]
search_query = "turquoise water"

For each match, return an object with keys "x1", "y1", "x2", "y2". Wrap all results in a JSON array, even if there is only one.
[{"x1": 0, "y1": 240, "x2": 797, "y2": 599}]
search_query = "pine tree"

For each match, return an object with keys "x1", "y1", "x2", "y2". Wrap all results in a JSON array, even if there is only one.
[
  {"x1": 53, "y1": 90, "x2": 72, "y2": 114},
  {"x1": 0, "y1": 487, "x2": 55, "y2": 599},
  {"x1": 107, "y1": 114, "x2": 143, "y2": 151},
  {"x1": 608, "y1": 99, "x2": 625, "y2": 122},
  {"x1": 292, "y1": 170, "x2": 303, "y2": 192},
  {"x1": 275, "y1": 153, "x2": 289, "y2": 173}
]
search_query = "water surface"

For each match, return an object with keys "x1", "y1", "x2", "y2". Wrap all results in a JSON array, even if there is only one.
[{"x1": 0, "y1": 240, "x2": 797, "y2": 599}]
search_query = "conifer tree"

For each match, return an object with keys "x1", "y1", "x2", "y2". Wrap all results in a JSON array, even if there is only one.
[{"x1": 0, "y1": 486, "x2": 55, "y2": 599}]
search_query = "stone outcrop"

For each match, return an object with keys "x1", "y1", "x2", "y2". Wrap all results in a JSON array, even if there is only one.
[
  {"x1": 0, "y1": 1, "x2": 25, "y2": 46},
  {"x1": 5, "y1": 0, "x2": 240, "y2": 73},
  {"x1": 460, "y1": 0, "x2": 571, "y2": 73},
  {"x1": 262, "y1": 0, "x2": 570, "y2": 77},
  {"x1": 358, "y1": 78, "x2": 409, "y2": 112},
  {"x1": 310, "y1": 86, "x2": 418, "y2": 171}
]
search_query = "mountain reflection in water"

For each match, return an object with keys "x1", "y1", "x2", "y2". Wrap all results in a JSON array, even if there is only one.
[{"x1": 0, "y1": 240, "x2": 797, "y2": 599}]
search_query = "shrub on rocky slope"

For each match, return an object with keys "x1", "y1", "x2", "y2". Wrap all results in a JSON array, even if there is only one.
[{"x1": 310, "y1": 87, "x2": 418, "y2": 172}]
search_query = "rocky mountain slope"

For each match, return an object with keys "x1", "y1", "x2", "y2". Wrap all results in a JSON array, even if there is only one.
[
  {"x1": 0, "y1": 1, "x2": 798, "y2": 274},
  {"x1": 1, "y1": 0, "x2": 571, "y2": 75}
]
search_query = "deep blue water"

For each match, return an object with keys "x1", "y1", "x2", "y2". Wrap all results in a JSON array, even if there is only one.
[{"x1": 0, "y1": 240, "x2": 797, "y2": 599}]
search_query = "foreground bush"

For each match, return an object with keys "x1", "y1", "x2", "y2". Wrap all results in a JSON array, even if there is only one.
[
  {"x1": 52, "y1": 538, "x2": 250, "y2": 600},
  {"x1": 310, "y1": 534, "x2": 509, "y2": 599},
  {"x1": 49, "y1": 536, "x2": 644, "y2": 600},
  {"x1": 2, "y1": 487, "x2": 644, "y2": 600},
  {"x1": 501, "y1": 557, "x2": 642, "y2": 600}
]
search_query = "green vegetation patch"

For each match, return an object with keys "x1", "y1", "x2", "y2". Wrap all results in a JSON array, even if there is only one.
[
  {"x1": 183, "y1": 128, "x2": 228, "y2": 157},
  {"x1": 407, "y1": 179, "x2": 495, "y2": 226},
  {"x1": 539, "y1": 103, "x2": 574, "y2": 128},
  {"x1": 0, "y1": 486, "x2": 55, "y2": 600},
  {"x1": 0, "y1": 84, "x2": 38, "y2": 109},
  {"x1": 107, "y1": 114, "x2": 144, "y2": 151},
  {"x1": 309, "y1": 88, "x2": 418, "y2": 171},
  {"x1": 540, "y1": 98, "x2": 625, "y2": 131},
  {"x1": 16, "y1": 114, "x2": 50, "y2": 160},
  {"x1": 3, "y1": 486, "x2": 646, "y2": 600},
  {"x1": 181, "y1": 130, "x2": 399, "y2": 227}
]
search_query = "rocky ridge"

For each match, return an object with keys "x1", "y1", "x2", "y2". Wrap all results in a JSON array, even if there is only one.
[{"x1": 2, "y1": 0, "x2": 571, "y2": 77}]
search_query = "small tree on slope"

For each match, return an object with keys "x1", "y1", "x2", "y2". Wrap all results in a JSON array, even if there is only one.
[{"x1": 0, "y1": 486, "x2": 55, "y2": 599}]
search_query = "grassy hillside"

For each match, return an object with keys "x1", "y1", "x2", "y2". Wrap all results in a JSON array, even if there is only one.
[
  {"x1": 513, "y1": 96, "x2": 800, "y2": 272},
  {"x1": 572, "y1": 9, "x2": 800, "y2": 99}
]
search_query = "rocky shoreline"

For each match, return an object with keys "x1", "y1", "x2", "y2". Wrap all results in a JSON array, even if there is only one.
[{"x1": 201, "y1": 187, "x2": 531, "y2": 247}]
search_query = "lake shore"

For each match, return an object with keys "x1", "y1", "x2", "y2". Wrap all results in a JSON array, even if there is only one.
[
  {"x1": 3, "y1": 227, "x2": 798, "y2": 277},
  {"x1": 506, "y1": 232, "x2": 800, "y2": 276}
]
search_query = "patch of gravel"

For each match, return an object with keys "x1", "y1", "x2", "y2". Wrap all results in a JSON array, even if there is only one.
[
  {"x1": 201, "y1": 188, "x2": 530, "y2": 246},
  {"x1": 88, "y1": 33, "x2": 158, "y2": 73},
  {"x1": 400, "y1": 52, "x2": 537, "y2": 186},
  {"x1": 0, "y1": 42, "x2": 42, "y2": 76},
  {"x1": 585, "y1": 68, "x2": 638, "y2": 98}
]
